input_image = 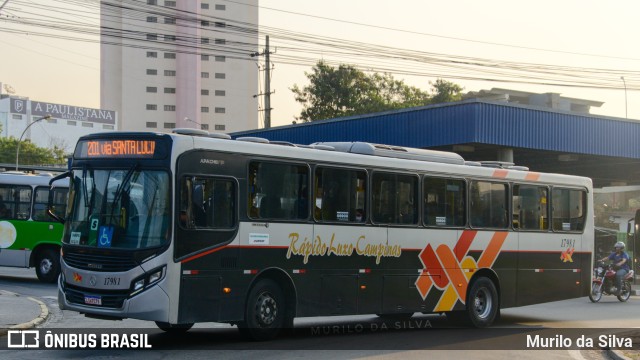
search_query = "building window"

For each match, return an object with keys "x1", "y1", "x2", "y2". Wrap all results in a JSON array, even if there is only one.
[
  {"x1": 12, "y1": 114, "x2": 22, "y2": 120},
  {"x1": 147, "y1": 0, "x2": 156, "y2": 4},
  {"x1": 215, "y1": 107, "x2": 225, "y2": 114},
  {"x1": 82, "y1": 122, "x2": 94, "y2": 128},
  {"x1": 201, "y1": 21, "x2": 210, "y2": 27},
  {"x1": 164, "y1": 87, "x2": 176, "y2": 94},
  {"x1": 201, "y1": 107, "x2": 209, "y2": 113},
  {"x1": 146, "y1": 122, "x2": 157, "y2": 128},
  {"x1": 146, "y1": 51, "x2": 157, "y2": 58},
  {"x1": 164, "y1": 122, "x2": 176, "y2": 129},
  {"x1": 201, "y1": 37, "x2": 209, "y2": 44},
  {"x1": 215, "y1": 38, "x2": 226, "y2": 45},
  {"x1": 215, "y1": 124, "x2": 225, "y2": 131},
  {"x1": 201, "y1": 3, "x2": 209, "y2": 9},
  {"x1": 147, "y1": 16, "x2": 157, "y2": 23},
  {"x1": 146, "y1": 86, "x2": 158, "y2": 93},
  {"x1": 215, "y1": 90, "x2": 225, "y2": 96},
  {"x1": 215, "y1": 55, "x2": 226, "y2": 62},
  {"x1": 164, "y1": 34, "x2": 176, "y2": 42},
  {"x1": 146, "y1": 34, "x2": 158, "y2": 41},
  {"x1": 164, "y1": 52, "x2": 176, "y2": 59},
  {"x1": 215, "y1": 73, "x2": 225, "y2": 79},
  {"x1": 165, "y1": 70, "x2": 176, "y2": 76},
  {"x1": 201, "y1": 54, "x2": 209, "y2": 61},
  {"x1": 215, "y1": 4, "x2": 226, "y2": 10},
  {"x1": 201, "y1": 72, "x2": 209, "y2": 78},
  {"x1": 164, "y1": 105, "x2": 176, "y2": 111},
  {"x1": 164, "y1": 17, "x2": 176, "y2": 24},
  {"x1": 103, "y1": 125, "x2": 115, "y2": 130},
  {"x1": 47, "y1": 118, "x2": 57, "y2": 124},
  {"x1": 147, "y1": 69, "x2": 157, "y2": 75},
  {"x1": 214, "y1": 21, "x2": 226, "y2": 28},
  {"x1": 200, "y1": 124, "x2": 209, "y2": 130},
  {"x1": 201, "y1": 89, "x2": 210, "y2": 95},
  {"x1": 164, "y1": 1, "x2": 176, "y2": 6},
  {"x1": 146, "y1": 104, "x2": 157, "y2": 110},
  {"x1": 67, "y1": 120, "x2": 76, "y2": 126}
]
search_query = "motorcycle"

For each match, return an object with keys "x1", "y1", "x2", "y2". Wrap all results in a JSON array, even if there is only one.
[{"x1": 589, "y1": 261, "x2": 634, "y2": 302}]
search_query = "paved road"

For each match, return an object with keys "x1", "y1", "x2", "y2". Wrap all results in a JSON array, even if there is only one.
[{"x1": 0, "y1": 267, "x2": 637, "y2": 359}]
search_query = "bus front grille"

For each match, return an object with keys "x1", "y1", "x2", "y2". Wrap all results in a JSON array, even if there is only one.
[
  {"x1": 63, "y1": 249, "x2": 138, "y2": 272},
  {"x1": 64, "y1": 285, "x2": 128, "y2": 309}
]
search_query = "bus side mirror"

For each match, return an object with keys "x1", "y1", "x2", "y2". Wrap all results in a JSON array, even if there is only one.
[{"x1": 48, "y1": 171, "x2": 71, "y2": 224}]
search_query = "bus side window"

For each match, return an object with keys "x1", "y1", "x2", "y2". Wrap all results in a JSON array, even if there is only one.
[{"x1": 180, "y1": 176, "x2": 237, "y2": 230}]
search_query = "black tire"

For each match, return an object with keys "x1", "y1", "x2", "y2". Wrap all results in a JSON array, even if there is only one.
[
  {"x1": 588, "y1": 283, "x2": 602, "y2": 303},
  {"x1": 617, "y1": 281, "x2": 631, "y2": 302},
  {"x1": 35, "y1": 247, "x2": 60, "y2": 283},
  {"x1": 464, "y1": 277, "x2": 499, "y2": 328},
  {"x1": 238, "y1": 279, "x2": 285, "y2": 341},
  {"x1": 155, "y1": 321, "x2": 193, "y2": 333}
]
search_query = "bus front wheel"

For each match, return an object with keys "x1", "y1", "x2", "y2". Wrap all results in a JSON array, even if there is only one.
[
  {"x1": 35, "y1": 248, "x2": 60, "y2": 283},
  {"x1": 238, "y1": 278, "x2": 285, "y2": 341},
  {"x1": 465, "y1": 277, "x2": 499, "y2": 328}
]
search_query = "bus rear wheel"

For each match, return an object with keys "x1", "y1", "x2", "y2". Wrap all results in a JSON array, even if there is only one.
[
  {"x1": 35, "y1": 248, "x2": 60, "y2": 283},
  {"x1": 238, "y1": 279, "x2": 285, "y2": 341}
]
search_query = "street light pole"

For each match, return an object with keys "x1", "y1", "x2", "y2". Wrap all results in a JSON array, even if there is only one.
[
  {"x1": 16, "y1": 114, "x2": 51, "y2": 171},
  {"x1": 621, "y1": 76, "x2": 628, "y2": 119}
]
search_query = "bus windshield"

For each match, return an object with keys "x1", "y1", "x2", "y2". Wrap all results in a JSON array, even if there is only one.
[{"x1": 64, "y1": 168, "x2": 170, "y2": 250}]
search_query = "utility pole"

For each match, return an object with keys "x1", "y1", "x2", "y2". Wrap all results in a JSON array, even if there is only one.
[{"x1": 251, "y1": 35, "x2": 274, "y2": 128}]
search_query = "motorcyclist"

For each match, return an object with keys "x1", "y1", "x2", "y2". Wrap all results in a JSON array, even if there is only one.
[{"x1": 599, "y1": 241, "x2": 630, "y2": 295}]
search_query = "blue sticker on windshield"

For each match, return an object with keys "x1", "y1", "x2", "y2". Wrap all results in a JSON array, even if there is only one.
[{"x1": 97, "y1": 226, "x2": 114, "y2": 248}]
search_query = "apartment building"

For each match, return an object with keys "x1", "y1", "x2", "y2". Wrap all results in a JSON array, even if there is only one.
[{"x1": 101, "y1": 0, "x2": 259, "y2": 133}]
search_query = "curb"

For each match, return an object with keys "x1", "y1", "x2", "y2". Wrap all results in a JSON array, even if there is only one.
[{"x1": 0, "y1": 291, "x2": 49, "y2": 337}]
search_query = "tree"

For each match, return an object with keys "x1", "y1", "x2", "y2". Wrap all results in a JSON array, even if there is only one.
[
  {"x1": 0, "y1": 137, "x2": 67, "y2": 166},
  {"x1": 291, "y1": 61, "x2": 464, "y2": 122},
  {"x1": 429, "y1": 78, "x2": 464, "y2": 104}
]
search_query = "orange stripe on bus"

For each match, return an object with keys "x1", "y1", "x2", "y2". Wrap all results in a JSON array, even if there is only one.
[
  {"x1": 423, "y1": 244, "x2": 449, "y2": 289},
  {"x1": 477, "y1": 232, "x2": 507, "y2": 268},
  {"x1": 525, "y1": 172, "x2": 541, "y2": 181},
  {"x1": 415, "y1": 271, "x2": 433, "y2": 299},
  {"x1": 435, "y1": 284, "x2": 460, "y2": 311},
  {"x1": 437, "y1": 245, "x2": 469, "y2": 300},
  {"x1": 493, "y1": 169, "x2": 508, "y2": 178},
  {"x1": 454, "y1": 230, "x2": 476, "y2": 261}
]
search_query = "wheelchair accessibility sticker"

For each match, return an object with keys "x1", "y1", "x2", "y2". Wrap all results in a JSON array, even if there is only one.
[{"x1": 98, "y1": 226, "x2": 114, "y2": 248}]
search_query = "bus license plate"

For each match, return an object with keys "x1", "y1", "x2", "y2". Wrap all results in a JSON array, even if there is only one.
[{"x1": 84, "y1": 295, "x2": 102, "y2": 306}]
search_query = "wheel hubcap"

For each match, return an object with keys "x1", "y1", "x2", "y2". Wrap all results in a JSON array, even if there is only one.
[
  {"x1": 40, "y1": 258, "x2": 52, "y2": 274},
  {"x1": 256, "y1": 292, "x2": 277, "y2": 326},
  {"x1": 473, "y1": 288, "x2": 492, "y2": 320}
]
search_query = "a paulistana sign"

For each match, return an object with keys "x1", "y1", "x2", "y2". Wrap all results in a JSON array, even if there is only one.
[{"x1": 10, "y1": 98, "x2": 116, "y2": 124}]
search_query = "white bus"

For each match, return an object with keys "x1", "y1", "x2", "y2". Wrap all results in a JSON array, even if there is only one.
[
  {"x1": 0, "y1": 171, "x2": 68, "y2": 282},
  {"x1": 54, "y1": 130, "x2": 593, "y2": 340}
]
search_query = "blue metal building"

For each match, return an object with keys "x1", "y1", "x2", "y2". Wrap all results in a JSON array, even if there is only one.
[{"x1": 232, "y1": 99, "x2": 640, "y2": 188}]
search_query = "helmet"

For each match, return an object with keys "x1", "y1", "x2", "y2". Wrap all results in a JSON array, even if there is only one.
[{"x1": 614, "y1": 241, "x2": 625, "y2": 250}]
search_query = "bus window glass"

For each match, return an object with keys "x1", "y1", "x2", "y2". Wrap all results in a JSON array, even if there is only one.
[
  {"x1": 423, "y1": 177, "x2": 465, "y2": 227},
  {"x1": 552, "y1": 188, "x2": 587, "y2": 232},
  {"x1": 0, "y1": 185, "x2": 32, "y2": 220},
  {"x1": 470, "y1": 181, "x2": 508, "y2": 228},
  {"x1": 33, "y1": 186, "x2": 69, "y2": 221},
  {"x1": 179, "y1": 177, "x2": 236, "y2": 229},
  {"x1": 314, "y1": 167, "x2": 366, "y2": 222},
  {"x1": 65, "y1": 169, "x2": 170, "y2": 249},
  {"x1": 248, "y1": 162, "x2": 309, "y2": 220},
  {"x1": 513, "y1": 185, "x2": 548, "y2": 231},
  {"x1": 372, "y1": 173, "x2": 418, "y2": 225}
]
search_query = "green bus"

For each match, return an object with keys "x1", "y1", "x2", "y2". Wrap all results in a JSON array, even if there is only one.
[{"x1": 0, "y1": 171, "x2": 68, "y2": 282}]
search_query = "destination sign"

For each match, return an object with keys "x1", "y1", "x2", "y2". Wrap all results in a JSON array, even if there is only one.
[{"x1": 75, "y1": 139, "x2": 159, "y2": 159}]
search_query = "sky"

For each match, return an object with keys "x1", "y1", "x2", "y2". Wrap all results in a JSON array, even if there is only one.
[{"x1": 0, "y1": 0, "x2": 639, "y2": 128}]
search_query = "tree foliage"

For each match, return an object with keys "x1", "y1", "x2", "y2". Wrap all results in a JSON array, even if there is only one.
[
  {"x1": 0, "y1": 137, "x2": 67, "y2": 166},
  {"x1": 291, "y1": 61, "x2": 464, "y2": 122}
]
